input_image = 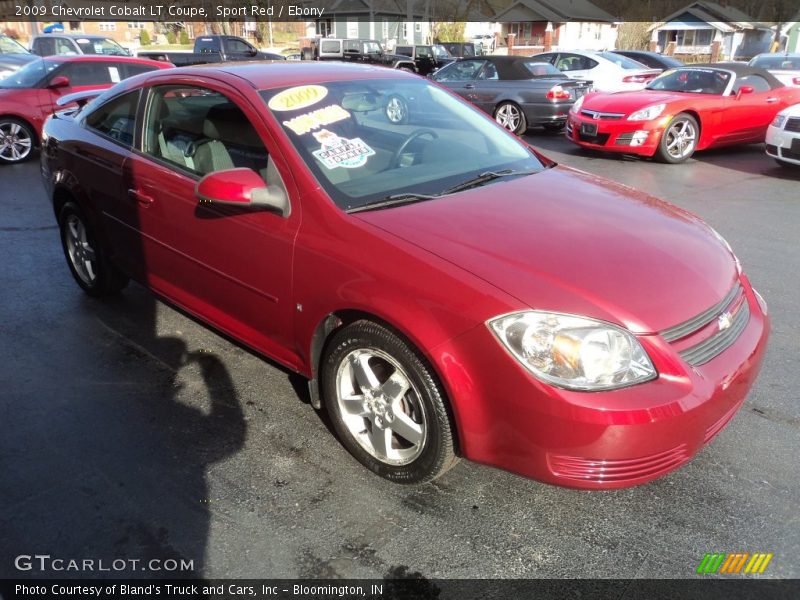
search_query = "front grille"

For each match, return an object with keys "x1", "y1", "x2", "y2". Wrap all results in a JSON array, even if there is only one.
[
  {"x1": 615, "y1": 133, "x2": 634, "y2": 145},
  {"x1": 548, "y1": 444, "x2": 690, "y2": 483},
  {"x1": 660, "y1": 283, "x2": 742, "y2": 342},
  {"x1": 579, "y1": 132, "x2": 610, "y2": 145},
  {"x1": 785, "y1": 117, "x2": 800, "y2": 132},
  {"x1": 581, "y1": 109, "x2": 624, "y2": 120},
  {"x1": 782, "y1": 148, "x2": 800, "y2": 160},
  {"x1": 680, "y1": 301, "x2": 750, "y2": 366}
]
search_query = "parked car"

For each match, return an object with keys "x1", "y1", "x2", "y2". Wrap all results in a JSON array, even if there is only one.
[
  {"x1": 431, "y1": 56, "x2": 591, "y2": 134},
  {"x1": 608, "y1": 50, "x2": 684, "y2": 72},
  {"x1": 440, "y1": 42, "x2": 479, "y2": 58},
  {"x1": 0, "y1": 55, "x2": 170, "y2": 164},
  {"x1": 0, "y1": 34, "x2": 38, "y2": 78},
  {"x1": 748, "y1": 53, "x2": 800, "y2": 87},
  {"x1": 30, "y1": 34, "x2": 130, "y2": 57},
  {"x1": 41, "y1": 62, "x2": 768, "y2": 488},
  {"x1": 533, "y1": 50, "x2": 661, "y2": 92},
  {"x1": 766, "y1": 103, "x2": 800, "y2": 167},
  {"x1": 300, "y1": 38, "x2": 415, "y2": 71},
  {"x1": 472, "y1": 34, "x2": 496, "y2": 53},
  {"x1": 394, "y1": 44, "x2": 456, "y2": 75},
  {"x1": 138, "y1": 35, "x2": 284, "y2": 65},
  {"x1": 566, "y1": 63, "x2": 800, "y2": 163}
]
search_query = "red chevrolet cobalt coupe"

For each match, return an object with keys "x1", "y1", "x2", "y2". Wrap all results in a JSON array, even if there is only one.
[
  {"x1": 41, "y1": 63, "x2": 769, "y2": 488},
  {"x1": 567, "y1": 63, "x2": 800, "y2": 163}
]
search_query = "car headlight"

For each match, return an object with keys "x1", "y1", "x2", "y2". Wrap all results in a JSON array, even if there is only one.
[
  {"x1": 488, "y1": 311, "x2": 656, "y2": 391},
  {"x1": 771, "y1": 114, "x2": 787, "y2": 129},
  {"x1": 570, "y1": 94, "x2": 585, "y2": 114},
  {"x1": 627, "y1": 103, "x2": 666, "y2": 121}
]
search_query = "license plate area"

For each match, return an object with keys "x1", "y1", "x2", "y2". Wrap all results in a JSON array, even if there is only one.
[{"x1": 580, "y1": 122, "x2": 598, "y2": 136}]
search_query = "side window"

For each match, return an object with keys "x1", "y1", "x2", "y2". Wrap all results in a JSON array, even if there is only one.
[
  {"x1": 84, "y1": 90, "x2": 140, "y2": 147},
  {"x1": 35, "y1": 38, "x2": 55, "y2": 56},
  {"x1": 435, "y1": 60, "x2": 486, "y2": 81},
  {"x1": 535, "y1": 53, "x2": 556, "y2": 65},
  {"x1": 142, "y1": 85, "x2": 276, "y2": 185},
  {"x1": 417, "y1": 46, "x2": 432, "y2": 58},
  {"x1": 732, "y1": 74, "x2": 771, "y2": 94},
  {"x1": 557, "y1": 54, "x2": 597, "y2": 71},
  {"x1": 60, "y1": 61, "x2": 113, "y2": 86},
  {"x1": 120, "y1": 63, "x2": 159, "y2": 79},
  {"x1": 477, "y1": 62, "x2": 499, "y2": 80},
  {"x1": 55, "y1": 38, "x2": 77, "y2": 55},
  {"x1": 343, "y1": 40, "x2": 360, "y2": 54},
  {"x1": 395, "y1": 46, "x2": 413, "y2": 57},
  {"x1": 226, "y1": 38, "x2": 252, "y2": 53}
]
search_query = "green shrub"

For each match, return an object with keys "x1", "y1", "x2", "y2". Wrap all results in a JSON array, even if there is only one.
[
  {"x1": 179, "y1": 30, "x2": 190, "y2": 46},
  {"x1": 139, "y1": 29, "x2": 150, "y2": 46}
]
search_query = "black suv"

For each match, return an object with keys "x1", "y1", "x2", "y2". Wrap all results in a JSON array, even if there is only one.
[
  {"x1": 303, "y1": 38, "x2": 416, "y2": 71},
  {"x1": 393, "y1": 44, "x2": 456, "y2": 75}
]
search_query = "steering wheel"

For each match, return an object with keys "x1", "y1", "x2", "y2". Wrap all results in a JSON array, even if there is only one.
[{"x1": 389, "y1": 128, "x2": 439, "y2": 168}]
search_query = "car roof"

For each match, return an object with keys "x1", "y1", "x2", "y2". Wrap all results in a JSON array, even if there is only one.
[
  {"x1": 150, "y1": 61, "x2": 417, "y2": 89},
  {"x1": 34, "y1": 34, "x2": 114, "y2": 40},
  {"x1": 458, "y1": 55, "x2": 562, "y2": 79}
]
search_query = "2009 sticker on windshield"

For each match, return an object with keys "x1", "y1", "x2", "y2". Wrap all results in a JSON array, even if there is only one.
[
  {"x1": 268, "y1": 85, "x2": 328, "y2": 112},
  {"x1": 312, "y1": 129, "x2": 375, "y2": 170}
]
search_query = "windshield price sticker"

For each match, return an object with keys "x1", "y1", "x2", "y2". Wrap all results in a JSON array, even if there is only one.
[
  {"x1": 312, "y1": 130, "x2": 375, "y2": 170},
  {"x1": 268, "y1": 85, "x2": 328, "y2": 112},
  {"x1": 283, "y1": 105, "x2": 350, "y2": 135}
]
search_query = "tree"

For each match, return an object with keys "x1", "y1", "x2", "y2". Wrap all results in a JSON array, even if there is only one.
[
  {"x1": 433, "y1": 22, "x2": 466, "y2": 43},
  {"x1": 179, "y1": 30, "x2": 190, "y2": 46},
  {"x1": 140, "y1": 29, "x2": 151, "y2": 46}
]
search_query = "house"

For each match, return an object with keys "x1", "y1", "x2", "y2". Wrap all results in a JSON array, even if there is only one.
[
  {"x1": 648, "y1": 1, "x2": 774, "y2": 62},
  {"x1": 302, "y1": 0, "x2": 433, "y2": 49},
  {"x1": 493, "y1": 0, "x2": 618, "y2": 55}
]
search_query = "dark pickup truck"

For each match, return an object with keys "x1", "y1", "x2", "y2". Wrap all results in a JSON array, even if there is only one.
[
  {"x1": 138, "y1": 35, "x2": 284, "y2": 65},
  {"x1": 302, "y1": 38, "x2": 416, "y2": 71}
]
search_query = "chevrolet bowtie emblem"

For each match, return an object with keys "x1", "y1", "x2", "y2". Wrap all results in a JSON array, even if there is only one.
[{"x1": 718, "y1": 311, "x2": 733, "y2": 331}]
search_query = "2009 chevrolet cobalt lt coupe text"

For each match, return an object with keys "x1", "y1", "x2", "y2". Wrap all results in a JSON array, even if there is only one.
[{"x1": 41, "y1": 63, "x2": 768, "y2": 488}]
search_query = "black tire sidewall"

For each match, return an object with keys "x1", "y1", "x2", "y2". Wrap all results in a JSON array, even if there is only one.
[{"x1": 321, "y1": 321, "x2": 456, "y2": 484}]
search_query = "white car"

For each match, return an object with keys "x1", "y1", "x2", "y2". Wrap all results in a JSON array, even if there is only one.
[
  {"x1": 749, "y1": 53, "x2": 800, "y2": 87},
  {"x1": 766, "y1": 103, "x2": 800, "y2": 167},
  {"x1": 531, "y1": 50, "x2": 661, "y2": 92}
]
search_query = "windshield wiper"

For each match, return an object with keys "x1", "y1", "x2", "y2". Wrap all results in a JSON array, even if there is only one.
[
  {"x1": 347, "y1": 192, "x2": 438, "y2": 213},
  {"x1": 441, "y1": 169, "x2": 540, "y2": 195}
]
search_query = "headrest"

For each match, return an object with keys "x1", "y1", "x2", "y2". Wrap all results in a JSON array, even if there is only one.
[{"x1": 202, "y1": 104, "x2": 262, "y2": 147}]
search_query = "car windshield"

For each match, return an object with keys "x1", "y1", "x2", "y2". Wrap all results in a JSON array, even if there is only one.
[
  {"x1": 261, "y1": 79, "x2": 542, "y2": 211},
  {"x1": 0, "y1": 36, "x2": 28, "y2": 54},
  {"x1": 646, "y1": 68, "x2": 731, "y2": 94},
  {"x1": 0, "y1": 58, "x2": 58, "y2": 88},
  {"x1": 597, "y1": 51, "x2": 648, "y2": 70},
  {"x1": 75, "y1": 38, "x2": 128, "y2": 56},
  {"x1": 750, "y1": 55, "x2": 800, "y2": 70},
  {"x1": 522, "y1": 61, "x2": 563, "y2": 77},
  {"x1": 432, "y1": 45, "x2": 451, "y2": 59}
]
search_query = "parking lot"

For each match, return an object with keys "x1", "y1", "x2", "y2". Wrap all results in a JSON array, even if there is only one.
[{"x1": 1, "y1": 133, "x2": 798, "y2": 579}]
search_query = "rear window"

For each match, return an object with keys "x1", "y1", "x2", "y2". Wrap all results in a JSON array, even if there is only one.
[
  {"x1": 522, "y1": 61, "x2": 563, "y2": 77},
  {"x1": 750, "y1": 55, "x2": 800, "y2": 70}
]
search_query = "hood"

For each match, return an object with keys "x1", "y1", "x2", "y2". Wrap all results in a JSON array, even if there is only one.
[
  {"x1": 355, "y1": 167, "x2": 737, "y2": 334},
  {"x1": 582, "y1": 90, "x2": 687, "y2": 114},
  {"x1": 0, "y1": 53, "x2": 37, "y2": 70}
]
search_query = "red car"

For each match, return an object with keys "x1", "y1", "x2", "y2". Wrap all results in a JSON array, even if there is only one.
[
  {"x1": 41, "y1": 63, "x2": 769, "y2": 488},
  {"x1": 566, "y1": 63, "x2": 800, "y2": 163},
  {"x1": 0, "y1": 55, "x2": 170, "y2": 164}
]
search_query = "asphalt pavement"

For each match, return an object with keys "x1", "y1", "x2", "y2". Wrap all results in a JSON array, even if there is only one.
[{"x1": 1, "y1": 136, "x2": 798, "y2": 580}]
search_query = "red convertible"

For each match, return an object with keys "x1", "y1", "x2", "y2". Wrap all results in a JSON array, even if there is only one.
[
  {"x1": 567, "y1": 63, "x2": 800, "y2": 163},
  {"x1": 41, "y1": 63, "x2": 768, "y2": 488}
]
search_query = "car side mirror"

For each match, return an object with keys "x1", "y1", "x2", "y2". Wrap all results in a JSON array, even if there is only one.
[
  {"x1": 195, "y1": 168, "x2": 290, "y2": 217},
  {"x1": 48, "y1": 76, "x2": 70, "y2": 89},
  {"x1": 736, "y1": 85, "x2": 754, "y2": 98}
]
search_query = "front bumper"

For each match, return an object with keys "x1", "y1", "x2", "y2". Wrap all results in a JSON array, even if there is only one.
[
  {"x1": 766, "y1": 123, "x2": 800, "y2": 165},
  {"x1": 432, "y1": 279, "x2": 769, "y2": 489},
  {"x1": 566, "y1": 112, "x2": 664, "y2": 157}
]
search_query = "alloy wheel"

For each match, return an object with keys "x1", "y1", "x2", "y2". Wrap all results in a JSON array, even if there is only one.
[
  {"x1": 495, "y1": 104, "x2": 521, "y2": 132},
  {"x1": 386, "y1": 96, "x2": 408, "y2": 124},
  {"x1": 0, "y1": 120, "x2": 33, "y2": 163},
  {"x1": 664, "y1": 119, "x2": 697, "y2": 160},
  {"x1": 64, "y1": 214, "x2": 98, "y2": 286}
]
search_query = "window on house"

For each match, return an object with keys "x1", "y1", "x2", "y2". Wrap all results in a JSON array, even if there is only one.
[
  {"x1": 127, "y1": 22, "x2": 146, "y2": 30},
  {"x1": 98, "y1": 23, "x2": 117, "y2": 32},
  {"x1": 316, "y1": 19, "x2": 332, "y2": 37}
]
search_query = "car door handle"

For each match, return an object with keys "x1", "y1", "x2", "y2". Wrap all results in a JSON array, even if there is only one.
[
  {"x1": 765, "y1": 97, "x2": 779, "y2": 103},
  {"x1": 127, "y1": 189, "x2": 154, "y2": 206}
]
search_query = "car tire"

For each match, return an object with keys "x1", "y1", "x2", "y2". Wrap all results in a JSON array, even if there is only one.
[
  {"x1": 0, "y1": 117, "x2": 35, "y2": 164},
  {"x1": 656, "y1": 113, "x2": 698, "y2": 164},
  {"x1": 385, "y1": 94, "x2": 409, "y2": 125},
  {"x1": 494, "y1": 102, "x2": 527, "y2": 135},
  {"x1": 58, "y1": 202, "x2": 129, "y2": 297},
  {"x1": 321, "y1": 320, "x2": 458, "y2": 484}
]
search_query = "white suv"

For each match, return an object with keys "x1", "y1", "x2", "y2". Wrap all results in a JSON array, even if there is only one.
[{"x1": 766, "y1": 103, "x2": 800, "y2": 168}]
